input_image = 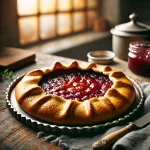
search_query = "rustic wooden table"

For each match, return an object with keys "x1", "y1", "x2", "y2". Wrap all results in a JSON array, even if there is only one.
[{"x1": 0, "y1": 52, "x2": 150, "y2": 150}]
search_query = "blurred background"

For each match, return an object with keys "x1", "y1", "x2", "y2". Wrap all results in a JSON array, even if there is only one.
[{"x1": 0, "y1": 0, "x2": 150, "y2": 61}]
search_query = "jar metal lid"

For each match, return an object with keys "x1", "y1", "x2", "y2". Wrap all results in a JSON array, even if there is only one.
[{"x1": 129, "y1": 41, "x2": 150, "y2": 51}]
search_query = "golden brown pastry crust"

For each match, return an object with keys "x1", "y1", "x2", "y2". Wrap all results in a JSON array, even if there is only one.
[{"x1": 15, "y1": 61, "x2": 136, "y2": 125}]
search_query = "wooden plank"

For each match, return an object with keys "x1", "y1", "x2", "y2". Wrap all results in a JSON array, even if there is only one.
[
  {"x1": 13, "y1": 134, "x2": 61, "y2": 150},
  {"x1": 0, "y1": 109, "x2": 12, "y2": 124},
  {"x1": 0, "y1": 126, "x2": 26, "y2": 149},
  {"x1": 0, "y1": 80, "x2": 11, "y2": 110},
  {"x1": 0, "y1": 125, "x2": 33, "y2": 150},
  {"x1": 0, "y1": 117, "x2": 23, "y2": 143},
  {"x1": 0, "y1": 109, "x2": 60, "y2": 150},
  {"x1": 0, "y1": 123, "x2": 60, "y2": 150}
]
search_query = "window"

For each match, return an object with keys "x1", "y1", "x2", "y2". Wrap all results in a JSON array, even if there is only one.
[{"x1": 17, "y1": 0, "x2": 100, "y2": 46}]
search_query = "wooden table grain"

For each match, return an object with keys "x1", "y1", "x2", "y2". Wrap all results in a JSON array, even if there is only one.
[{"x1": 0, "y1": 52, "x2": 149, "y2": 150}]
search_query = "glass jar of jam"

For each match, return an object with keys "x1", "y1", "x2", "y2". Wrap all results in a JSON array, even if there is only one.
[{"x1": 128, "y1": 41, "x2": 150, "y2": 76}]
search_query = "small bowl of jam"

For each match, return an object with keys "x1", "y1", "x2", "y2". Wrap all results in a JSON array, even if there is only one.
[{"x1": 128, "y1": 41, "x2": 150, "y2": 76}]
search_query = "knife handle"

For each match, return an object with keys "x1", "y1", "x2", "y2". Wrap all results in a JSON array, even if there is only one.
[{"x1": 92, "y1": 122, "x2": 135, "y2": 150}]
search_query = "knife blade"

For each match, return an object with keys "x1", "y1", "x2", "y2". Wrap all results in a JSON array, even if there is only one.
[{"x1": 92, "y1": 112, "x2": 150, "y2": 150}]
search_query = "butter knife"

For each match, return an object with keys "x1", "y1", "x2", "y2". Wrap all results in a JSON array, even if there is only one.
[{"x1": 92, "y1": 112, "x2": 150, "y2": 150}]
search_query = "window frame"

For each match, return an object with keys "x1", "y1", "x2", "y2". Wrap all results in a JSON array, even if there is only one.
[{"x1": 17, "y1": 0, "x2": 100, "y2": 47}]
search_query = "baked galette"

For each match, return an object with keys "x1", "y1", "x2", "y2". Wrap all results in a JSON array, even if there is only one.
[{"x1": 15, "y1": 61, "x2": 135, "y2": 125}]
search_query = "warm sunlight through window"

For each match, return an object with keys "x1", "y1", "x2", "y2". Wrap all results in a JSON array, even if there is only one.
[
  {"x1": 57, "y1": 13, "x2": 72, "y2": 35},
  {"x1": 17, "y1": 0, "x2": 38, "y2": 16},
  {"x1": 73, "y1": 0, "x2": 86, "y2": 10},
  {"x1": 73, "y1": 12, "x2": 86, "y2": 32},
  {"x1": 40, "y1": 0, "x2": 56, "y2": 13},
  {"x1": 18, "y1": 17, "x2": 38, "y2": 44},
  {"x1": 17, "y1": 0, "x2": 100, "y2": 45},
  {"x1": 40, "y1": 15, "x2": 56, "y2": 39},
  {"x1": 57, "y1": 0, "x2": 72, "y2": 11}
]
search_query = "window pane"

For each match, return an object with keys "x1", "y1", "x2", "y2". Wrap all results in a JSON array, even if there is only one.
[
  {"x1": 40, "y1": 15, "x2": 56, "y2": 39},
  {"x1": 40, "y1": 0, "x2": 56, "y2": 13},
  {"x1": 57, "y1": 13, "x2": 72, "y2": 35},
  {"x1": 87, "y1": 0, "x2": 98, "y2": 8},
  {"x1": 87, "y1": 10, "x2": 98, "y2": 28},
  {"x1": 17, "y1": 0, "x2": 38, "y2": 16},
  {"x1": 73, "y1": 0, "x2": 86, "y2": 10},
  {"x1": 18, "y1": 17, "x2": 38, "y2": 44},
  {"x1": 57, "y1": 0, "x2": 72, "y2": 11},
  {"x1": 73, "y1": 12, "x2": 86, "y2": 32}
]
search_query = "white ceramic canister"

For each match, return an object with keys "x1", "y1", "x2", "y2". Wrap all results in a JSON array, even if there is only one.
[{"x1": 111, "y1": 13, "x2": 150, "y2": 60}]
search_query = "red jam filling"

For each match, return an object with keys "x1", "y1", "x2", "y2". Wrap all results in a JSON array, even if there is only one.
[{"x1": 39, "y1": 69, "x2": 113, "y2": 102}]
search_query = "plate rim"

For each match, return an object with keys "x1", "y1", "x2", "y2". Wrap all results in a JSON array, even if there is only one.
[{"x1": 6, "y1": 75, "x2": 145, "y2": 135}]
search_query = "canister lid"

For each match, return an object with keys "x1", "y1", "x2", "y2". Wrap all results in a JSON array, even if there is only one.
[
  {"x1": 111, "y1": 13, "x2": 150, "y2": 36},
  {"x1": 111, "y1": 13, "x2": 150, "y2": 37},
  {"x1": 115, "y1": 13, "x2": 150, "y2": 33}
]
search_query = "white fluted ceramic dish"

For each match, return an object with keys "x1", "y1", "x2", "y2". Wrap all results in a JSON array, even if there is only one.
[{"x1": 6, "y1": 75, "x2": 144, "y2": 135}]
